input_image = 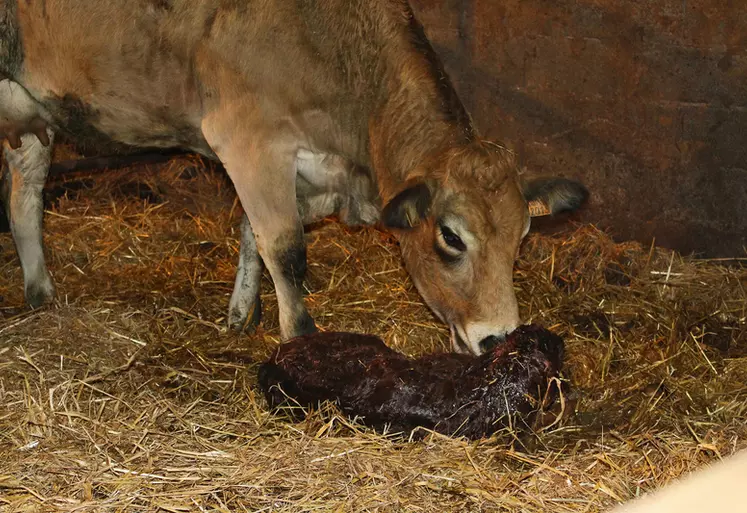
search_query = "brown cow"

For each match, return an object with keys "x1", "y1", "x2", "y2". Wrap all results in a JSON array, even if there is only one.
[{"x1": 0, "y1": 0, "x2": 586, "y2": 354}]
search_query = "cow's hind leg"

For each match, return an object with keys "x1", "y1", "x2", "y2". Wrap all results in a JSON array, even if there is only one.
[
  {"x1": 228, "y1": 213, "x2": 264, "y2": 331},
  {"x1": 1, "y1": 129, "x2": 55, "y2": 307}
]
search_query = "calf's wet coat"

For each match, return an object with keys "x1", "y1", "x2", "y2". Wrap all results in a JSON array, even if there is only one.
[{"x1": 258, "y1": 324, "x2": 565, "y2": 440}]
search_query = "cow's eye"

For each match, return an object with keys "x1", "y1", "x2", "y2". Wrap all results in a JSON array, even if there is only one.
[{"x1": 438, "y1": 224, "x2": 466, "y2": 252}]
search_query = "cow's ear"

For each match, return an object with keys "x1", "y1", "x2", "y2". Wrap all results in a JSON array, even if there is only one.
[
  {"x1": 381, "y1": 182, "x2": 432, "y2": 229},
  {"x1": 522, "y1": 177, "x2": 589, "y2": 217}
]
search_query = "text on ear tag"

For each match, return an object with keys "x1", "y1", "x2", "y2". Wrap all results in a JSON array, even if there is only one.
[{"x1": 528, "y1": 200, "x2": 551, "y2": 217}]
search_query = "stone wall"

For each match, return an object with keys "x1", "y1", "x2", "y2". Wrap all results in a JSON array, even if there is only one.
[{"x1": 411, "y1": 0, "x2": 747, "y2": 257}]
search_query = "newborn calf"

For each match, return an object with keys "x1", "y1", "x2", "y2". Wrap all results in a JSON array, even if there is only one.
[{"x1": 258, "y1": 325, "x2": 565, "y2": 439}]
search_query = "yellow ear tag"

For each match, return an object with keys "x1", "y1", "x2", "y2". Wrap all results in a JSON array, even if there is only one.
[{"x1": 528, "y1": 200, "x2": 551, "y2": 217}]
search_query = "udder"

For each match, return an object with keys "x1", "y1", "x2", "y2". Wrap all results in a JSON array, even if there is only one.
[{"x1": 0, "y1": 79, "x2": 51, "y2": 148}]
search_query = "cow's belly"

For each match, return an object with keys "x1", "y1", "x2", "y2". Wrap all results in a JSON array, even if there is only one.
[
  {"x1": 37, "y1": 92, "x2": 214, "y2": 157},
  {"x1": 1, "y1": 77, "x2": 213, "y2": 156}
]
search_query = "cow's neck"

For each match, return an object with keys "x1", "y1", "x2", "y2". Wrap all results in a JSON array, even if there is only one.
[{"x1": 363, "y1": 12, "x2": 476, "y2": 202}]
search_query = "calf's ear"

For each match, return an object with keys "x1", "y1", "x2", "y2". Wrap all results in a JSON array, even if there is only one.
[
  {"x1": 381, "y1": 182, "x2": 432, "y2": 229},
  {"x1": 522, "y1": 177, "x2": 589, "y2": 217}
]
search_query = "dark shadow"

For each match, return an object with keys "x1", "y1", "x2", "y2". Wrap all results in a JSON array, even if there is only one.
[{"x1": 413, "y1": 0, "x2": 747, "y2": 256}]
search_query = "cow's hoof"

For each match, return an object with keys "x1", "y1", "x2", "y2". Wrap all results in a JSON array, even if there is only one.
[
  {"x1": 228, "y1": 296, "x2": 262, "y2": 332},
  {"x1": 286, "y1": 311, "x2": 318, "y2": 340},
  {"x1": 25, "y1": 279, "x2": 55, "y2": 309}
]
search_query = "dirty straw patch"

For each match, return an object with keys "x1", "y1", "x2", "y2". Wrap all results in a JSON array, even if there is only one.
[{"x1": 1, "y1": 159, "x2": 746, "y2": 512}]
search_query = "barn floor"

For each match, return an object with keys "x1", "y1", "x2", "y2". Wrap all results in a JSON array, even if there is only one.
[{"x1": 0, "y1": 156, "x2": 745, "y2": 512}]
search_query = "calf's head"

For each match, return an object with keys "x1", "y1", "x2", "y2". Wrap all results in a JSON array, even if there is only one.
[{"x1": 382, "y1": 144, "x2": 587, "y2": 355}]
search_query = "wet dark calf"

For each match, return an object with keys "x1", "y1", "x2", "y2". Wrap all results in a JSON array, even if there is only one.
[{"x1": 258, "y1": 325, "x2": 565, "y2": 440}]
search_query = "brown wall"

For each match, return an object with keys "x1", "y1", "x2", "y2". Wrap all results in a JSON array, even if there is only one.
[{"x1": 411, "y1": 0, "x2": 747, "y2": 257}]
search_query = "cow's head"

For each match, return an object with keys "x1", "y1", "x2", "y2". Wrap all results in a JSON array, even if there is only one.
[{"x1": 382, "y1": 144, "x2": 587, "y2": 355}]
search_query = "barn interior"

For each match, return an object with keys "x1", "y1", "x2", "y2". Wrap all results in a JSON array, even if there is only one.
[{"x1": 1, "y1": 1, "x2": 746, "y2": 511}]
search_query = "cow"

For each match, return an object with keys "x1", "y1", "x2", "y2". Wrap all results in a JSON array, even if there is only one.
[{"x1": 0, "y1": 0, "x2": 587, "y2": 355}]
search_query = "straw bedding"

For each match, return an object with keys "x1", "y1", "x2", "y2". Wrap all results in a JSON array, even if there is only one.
[{"x1": 0, "y1": 150, "x2": 745, "y2": 512}]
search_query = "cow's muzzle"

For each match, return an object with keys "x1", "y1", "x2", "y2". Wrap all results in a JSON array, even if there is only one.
[{"x1": 478, "y1": 334, "x2": 506, "y2": 353}]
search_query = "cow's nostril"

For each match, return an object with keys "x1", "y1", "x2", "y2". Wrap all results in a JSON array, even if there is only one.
[{"x1": 479, "y1": 335, "x2": 505, "y2": 353}]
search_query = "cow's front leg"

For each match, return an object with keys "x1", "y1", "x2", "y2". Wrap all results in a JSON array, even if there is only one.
[
  {"x1": 228, "y1": 213, "x2": 264, "y2": 331},
  {"x1": 229, "y1": 190, "x2": 336, "y2": 332},
  {"x1": 206, "y1": 131, "x2": 316, "y2": 340},
  {"x1": 2, "y1": 129, "x2": 56, "y2": 307},
  {"x1": 233, "y1": 160, "x2": 315, "y2": 339},
  {"x1": 228, "y1": 189, "x2": 350, "y2": 332}
]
